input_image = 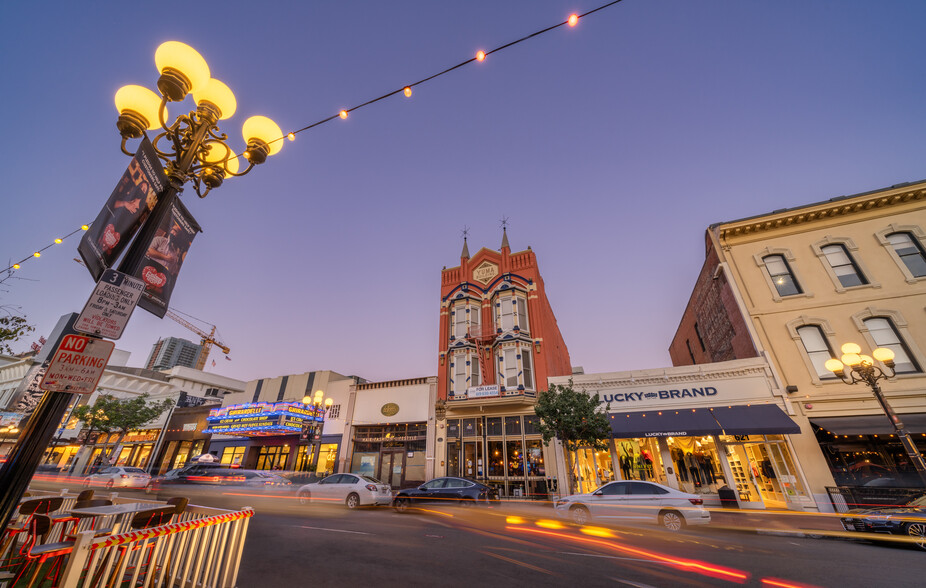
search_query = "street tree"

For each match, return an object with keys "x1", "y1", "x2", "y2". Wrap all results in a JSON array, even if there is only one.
[
  {"x1": 72, "y1": 393, "x2": 174, "y2": 465},
  {"x1": 534, "y1": 380, "x2": 611, "y2": 495},
  {"x1": 0, "y1": 312, "x2": 34, "y2": 355}
]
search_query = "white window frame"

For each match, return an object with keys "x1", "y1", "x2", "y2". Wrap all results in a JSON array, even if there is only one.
[
  {"x1": 753, "y1": 247, "x2": 812, "y2": 302},
  {"x1": 451, "y1": 299, "x2": 481, "y2": 340},
  {"x1": 786, "y1": 316, "x2": 838, "y2": 386},
  {"x1": 493, "y1": 291, "x2": 529, "y2": 333},
  {"x1": 811, "y1": 236, "x2": 877, "y2": 293},
  {"x1": 496, "y1": 344, "x2": 535, "y2": 392},
  {"x1": 851, "y1": 307, "x2": 926, "y2": 376},
  {"x1": 450, "y1": 350, "x2": 481, "y2": 395},
  {"x1": 875, "y1": 224, "x2": 926, "y2": 284}
]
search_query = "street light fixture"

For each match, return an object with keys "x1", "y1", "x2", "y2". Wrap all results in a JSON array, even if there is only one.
[
  {"x1": 115, "y1": 41, "x2": 284, "y2": 198},
  {"x1": 301, "y1": 390, "x2": 334, "y2": 473},
  {"x1": 826, "y1": 342, "x2": 926, "y2": 486}
]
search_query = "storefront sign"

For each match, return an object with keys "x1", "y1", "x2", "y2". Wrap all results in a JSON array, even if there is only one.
[
  {"x1": 182, "y1": 423, "x2": 197, "y2": 432},
  {"x1": 205, "y1": 401, "x2": 321, "y2": 436},
  {"x1": 600, "y1": 387, "x2": 718, "y2": 404},
  {"x1": 467, "y1": 385, "x2": 500, "y2": 399},
  {"x1": 381, "y1": 403, "x2": 399, "y2": 417}
]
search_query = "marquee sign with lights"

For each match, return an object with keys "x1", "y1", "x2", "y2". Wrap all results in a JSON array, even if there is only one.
[{"x1": 204, "y1": 401, "x2": 323, "y2": 437}]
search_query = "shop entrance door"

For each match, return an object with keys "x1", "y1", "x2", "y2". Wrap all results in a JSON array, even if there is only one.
[
  {"x1": 380, "y1": 451, "x2": 406, "y2": 488},
  {"x1": 723, "y1": 443, "x2": 764, "y2": 509}
]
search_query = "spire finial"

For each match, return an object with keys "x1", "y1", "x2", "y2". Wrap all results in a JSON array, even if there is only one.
[
  {"x1": 460, "y1": 225, "x2": 470, "y2": 259},
  {"x1": 499, "y1": 216, "x2": 510, "y2": 250}
]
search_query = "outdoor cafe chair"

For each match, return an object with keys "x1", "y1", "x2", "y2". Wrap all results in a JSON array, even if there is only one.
[
  {"x1": 7, "y1": 515, "x2": 74, "y2": 588},
  {"x1": 58, "y1": 499, "x2": 115, "y2": 541},
  {"x1": 0, "y1": 497, "x2": 64, "y2": 560}
]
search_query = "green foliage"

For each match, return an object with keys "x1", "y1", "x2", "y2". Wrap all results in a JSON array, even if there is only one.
[
  {"x1": 73, "y1": 393, "x2": 173, "y2": 435},
  {"x1": 534, "y1": 380, "x2": 611, "y2": 452},
  {"x1": 0, "y1": 313, "x2": 34, "y2": 355}
]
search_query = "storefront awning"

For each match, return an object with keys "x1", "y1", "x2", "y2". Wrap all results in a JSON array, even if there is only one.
[
  {"x1": 810, "y1": 413, "x2": 926, "y2": 435},
  {"x1": 709, "y1": 405, "x2": 800, "y2": 435},
  {"x1": 609, "y1": 408, "x2": 723, "y2": 438}
]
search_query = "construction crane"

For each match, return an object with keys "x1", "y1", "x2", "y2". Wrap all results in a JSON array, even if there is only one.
[{"x1": 164, "y1": 310, "x2": 230, "y2": 371}]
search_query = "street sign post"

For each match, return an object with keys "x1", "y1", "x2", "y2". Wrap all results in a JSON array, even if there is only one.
[
  {"x1": 74, "y1": 269, "x2": 145, "y2": 340},
  {"x1": 39, "y1": 334, "x2": 115, "y2": 394}
]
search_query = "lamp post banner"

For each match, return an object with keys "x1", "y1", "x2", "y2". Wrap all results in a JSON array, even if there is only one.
[
  {"x1": 123, "y1": 192, "x2": 202, "y2": 318},
  {"x1": 78, "y1": 136, "x2": 167, "y2": 280}
]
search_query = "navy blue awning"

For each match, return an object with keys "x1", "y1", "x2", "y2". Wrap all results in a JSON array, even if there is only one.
[
  {"x1": 609, "y1": 408, "x2": 723, "y2": 438},
  {"x1": 709, "y1": 405, "x2": 800, "y2": 435},
  {"x1": 810, "y1": 413, "x2": 926, "y2": 435}
]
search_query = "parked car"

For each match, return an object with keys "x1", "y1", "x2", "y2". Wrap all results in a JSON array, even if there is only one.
[
  {"x1": 392, "y1": 477, "x2": 500, "y2": 511},
  {"x1": 83, "y1": 466, "x2": 152, "y2": 489},
  {"x1": 146, "y1": 462, "x2": 227, "y2": 492},
  {"x1": 553, "y1": 480, "x2": 711, "y2": 531},
  {"x1": 297, "y1": 473, "x2": 392, "y2": 509},
  {"x1": 839, "y1": 494, "x2": 926, "y2": 550}
]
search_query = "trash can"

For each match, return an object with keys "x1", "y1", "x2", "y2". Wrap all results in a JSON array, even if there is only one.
[{"x1": 718, "y1": 485, "x2": 739, "y2": 509}]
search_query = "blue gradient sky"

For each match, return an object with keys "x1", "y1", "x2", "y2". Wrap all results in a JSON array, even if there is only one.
[{"x1": 2, "y1": 1, "x2": 925, "y2": 383}]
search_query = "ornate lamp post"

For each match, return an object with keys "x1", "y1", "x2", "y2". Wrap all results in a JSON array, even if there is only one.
[
  {"x1": 825, "y1": 343, "x2": 926, "y2": 486},
  {"x1": 301, "y1": 390, "x2": 334, "y2": 473},
  {"x1": 114, "y1": 41, "x2": 285, "y2": 199}
]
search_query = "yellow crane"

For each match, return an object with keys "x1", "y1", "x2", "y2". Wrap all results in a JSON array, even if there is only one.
[{"x1": 164, "y1": 310, "x2": 230, "y2": 371}]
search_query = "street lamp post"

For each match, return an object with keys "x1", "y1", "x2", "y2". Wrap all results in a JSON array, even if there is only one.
[
  {"x1": 0, "y1": 41, "x2": 286, "y2": 531},
  {"x1": 825, "y1": 342, "x2": 926, "y2": 487},
  {"x1": 301, "y1": 390, "x2": 333, "y2": 474}
]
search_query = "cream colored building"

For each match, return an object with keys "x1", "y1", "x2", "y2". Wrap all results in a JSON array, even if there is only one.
[{"x1": 672, "y1": 180, "x2": 926, "y2": 504}]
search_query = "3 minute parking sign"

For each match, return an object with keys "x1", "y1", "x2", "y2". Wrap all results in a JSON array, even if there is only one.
[{"x1": 39, "y1": 334, "x2": 114, "y2": 394}]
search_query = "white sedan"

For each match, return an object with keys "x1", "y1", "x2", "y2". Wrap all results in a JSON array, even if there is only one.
[
  {"x1": 554, "y1": 480, "x2": 711, "y2": 531},
  {"x1": 84, "y1": 466, "x2": 152, "y2": 489},
  {"x1": 297, "y1": 473, "x2": 392, "y2": 509}
]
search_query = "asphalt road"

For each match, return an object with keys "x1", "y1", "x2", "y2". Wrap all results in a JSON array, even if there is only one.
[{"x1": 28, "y1": 481, "x2": 925, "y2": 587}]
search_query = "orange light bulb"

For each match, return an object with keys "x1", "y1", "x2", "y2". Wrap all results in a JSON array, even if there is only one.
[
  {"x1": 12, "y1": 264, "x2": 19, "y2": 269},
  {"x1": 287, "y1": 132, "x2": 295, "y2": 141},
  {"x1": 568, "y1": 14, "x2": 579, "y2": 27},
  {"x1": 339, "y1": 110, "x2": 349, "y2": 119},
  {"x1": 33, "y1": 252, "x2": 41, "y2": 258},
  {"x1": 403, "y1": 86, "x2": 412, "y2": 97},
  {"x1": 54, "y1": 238, "x2": 62, "y2": 244},
  {"x1": 476, "y1": 50, "x2": 486, "y2": 62},
  {"x1": 81, "y1": 225, "x2": 89, "y2": 231}
]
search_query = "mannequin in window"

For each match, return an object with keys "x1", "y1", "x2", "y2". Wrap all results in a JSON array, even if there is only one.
[{"x1": 671, "y1": 446, "x2": 688, "y2": 482}]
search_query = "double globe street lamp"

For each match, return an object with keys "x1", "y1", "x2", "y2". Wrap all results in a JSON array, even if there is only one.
[
  {"x1": 301, "y1": 390, "x2": 333, "y2": 473},
  {"x1": 825, "y1": 342, "x2": 926, "y2": 486}
]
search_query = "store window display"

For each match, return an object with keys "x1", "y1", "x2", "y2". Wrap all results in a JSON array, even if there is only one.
[{"x1": 666, "y1": 436, "x2": 724, "y2": 495}]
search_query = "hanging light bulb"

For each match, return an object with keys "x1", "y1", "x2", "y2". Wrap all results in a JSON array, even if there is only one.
[
  {"x1": 403, "y1": 86, "x2": 412, "y2": 97},
  {"x1": 475, "y1": 50, "x2": 486, "y2": 62},
  {"x1": 568, "y1": 14, "x2": 579, "y2": 27},
  {"x1": 339, "y1": 110, "x2": 349, "y2": 119}
]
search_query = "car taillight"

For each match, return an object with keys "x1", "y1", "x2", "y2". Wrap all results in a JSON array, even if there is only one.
[
  {"x1": 120, "y1": 474, "x2": 128, "y2": 478},
  {"x1": 689, "y1": 498, "x2": 703, "y2": 505},
  {"x1": 365, "y1": 484, "x2": 377, "y2": 491}
]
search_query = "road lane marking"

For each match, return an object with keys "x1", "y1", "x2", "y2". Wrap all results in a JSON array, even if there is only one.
[
  {"x1": 611, "y1": 579, "x2": 658, "y2": 588},
  {"x1": 296, "y1": 525, "x2": 372, "y2": 535},
  {"x1": 478, "y1": 550, "x2": 556, "y2": 576}
]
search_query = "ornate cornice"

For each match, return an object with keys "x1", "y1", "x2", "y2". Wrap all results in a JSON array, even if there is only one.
[{"x1": 717, "y1": 184, "x2": 926, "y2": 240}]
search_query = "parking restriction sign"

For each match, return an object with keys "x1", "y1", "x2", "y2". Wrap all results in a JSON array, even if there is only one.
[{"x1": 39, "y1": 334, "x2": 114, "y2": 394}]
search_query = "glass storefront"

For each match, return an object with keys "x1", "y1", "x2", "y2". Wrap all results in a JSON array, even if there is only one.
[
  {"x1": 256, "y1": 445, "x2": 290, "y2": 470},
  {"x1": 814, "y1": 426, "x2": 926, "y2": 488},
  {"x1": 349, "y1": 423, "x2": 427, "y2": 488},
  {"x1": 446, "y1": 414, "x2": 547, "y2": 499},
  {"x1": 574, "y1": 433, "x2": 809, "y2": 509},
  {"x1": 220, "y1": 446, "x2": 246, "y2": 466}
]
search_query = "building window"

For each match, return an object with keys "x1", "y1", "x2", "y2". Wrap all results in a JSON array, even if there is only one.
[
  {"x1": 450, "y1": 351, "x2": 481, "y2": 396},
  {"x1": 452, "y1": 300, "x2": 481, "y2": 340},
  {"x1": 694, "y1": 322, "x2": 706, "y2": 351},
  {"x1": 498, "y1": 346, "x2": 534, "y2": 390},
  {"x1": 494, "y1": 292, "x2": 529, "y2": 333},
  {"x1": 797, "y1": 325, "x2": 837, "y2": 380},
  {"x1": 763, "y1": 254, "x2": 802, "y2": 296},
  {"x1": 864, "y1": 317, "x2": 920, "y2": 373},
  {"x1": 220, "y1": 446, "x2": 245, "y2": 466},
  {"x1": 887, "y1": 232, "x2": 926, "y2": 278},
  {"x1": 327, "y1": 404, "x2": 340, "y2": 419},
  {"x1": 821, "y1": 244, "x2": 867, "y2": 288}
]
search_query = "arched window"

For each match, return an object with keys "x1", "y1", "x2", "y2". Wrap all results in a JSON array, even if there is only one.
[
  {"x1": 763, "y1": 254, "x2": 802, "y2": 297},
  {"x1": 494, "y1": 291, "x2": 529, "y2": 333},
  {"x1": 821, "y1": 244, "x2": 867, "y2": 288},
  {"x1": 887, "y1": 232, "x2": 926, "y2": 278},
  {"x1": 863, "y1": 317, "x2": 920, "y2": 373},
  {"x1": 796, "y1": 325, "x2": 837, "y2": 379}
]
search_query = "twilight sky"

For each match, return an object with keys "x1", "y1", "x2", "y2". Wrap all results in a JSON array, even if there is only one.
[{"x1": 2, "y1": 1, "x2": 925, "y2": 385}]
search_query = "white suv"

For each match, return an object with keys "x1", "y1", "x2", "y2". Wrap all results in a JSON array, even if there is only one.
[{"x1": 554, "y1": 480, "x2": 711, "y2": 531}]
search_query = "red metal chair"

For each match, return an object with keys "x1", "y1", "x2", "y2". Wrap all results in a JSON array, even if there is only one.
[
  {"x1": 8, "y1": 515, "x2": 74, "y2": 588},
  {"x1": 0, "y1": 497, "x2": 64, "y2": 561}
]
